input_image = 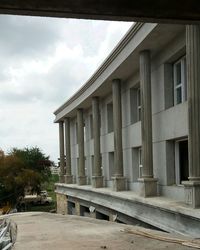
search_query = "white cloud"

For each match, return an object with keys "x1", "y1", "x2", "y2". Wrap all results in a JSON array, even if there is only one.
[{"x1": 0, "y1": 15, "x2": 133, "y2": 161}]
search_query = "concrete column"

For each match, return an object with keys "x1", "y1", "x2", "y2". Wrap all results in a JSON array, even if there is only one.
[
  {"x1": 59, "y1": 121, "x2": 65, "y2": 183},
  {"x1": 183, "y1": 25, "x2": 200, "y2": 208},
  {"x1": 112, "y1": 79, "x2": 126, "y2": 191},
  {"x1": 64, "y1": 117, "x2": 73, "y2": 184},
  {"x1": 77, "y1": 109, "x2": 86, "y2": 185},
  {"x1": 91, "y1": 97, "x2": 103, "y2": 188},
  {"x1": 138, "y1": 50, "x2": 157, "y2": 197}
]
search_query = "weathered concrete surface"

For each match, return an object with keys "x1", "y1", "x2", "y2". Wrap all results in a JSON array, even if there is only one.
[
  {"x1": 2, "y1": 212, "x2": 199, "y2": 250},
  {"x1": 0, "y1": 0, "x2": 199, "y2": 23},
  {"x1": 56, "y1": 193, "x2": 67, "y2": 215}
]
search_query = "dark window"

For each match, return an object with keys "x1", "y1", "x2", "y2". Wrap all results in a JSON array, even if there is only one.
[
  {"x1": 130, "y1": 85, "x2": 141, "y2": 124},
  {"x1": 179, "y1": 140, "x2": 189, "y2": 182},
  {"x1": 107, "y1": 103, "x2": 113, "y2": 133},
  {"x1": 90, "y1": 114, "x2": 93, "y2": 139}
]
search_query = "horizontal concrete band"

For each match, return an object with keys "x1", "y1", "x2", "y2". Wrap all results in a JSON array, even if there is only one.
[{"x1": 56, "y1": 183, "x2": 200, "y2": 237}]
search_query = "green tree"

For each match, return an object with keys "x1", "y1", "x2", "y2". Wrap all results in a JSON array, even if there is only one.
[
  {"x1": 0, "y1": 147, "x2": 52, "y2": 206},
  {"x1": 9, "y1": 147, "x2": 52, "y2": 181}
]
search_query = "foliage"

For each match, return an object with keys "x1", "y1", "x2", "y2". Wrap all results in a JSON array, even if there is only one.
[
  {"x1": 9, "y1": 147, "x2": 52, "y2": 181},
  {"x1": 0, "y1": 147, "x2": 52, "y2": 206}
]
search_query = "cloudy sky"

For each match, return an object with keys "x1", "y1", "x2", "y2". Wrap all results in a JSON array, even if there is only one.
[{"x1": 0, "y1": 14, "x2": 132, "y2": 162}]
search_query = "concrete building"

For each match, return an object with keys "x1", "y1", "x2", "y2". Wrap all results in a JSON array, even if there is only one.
[{"x1": 54, "y1": 23, "x2": 200, "y2": 236}]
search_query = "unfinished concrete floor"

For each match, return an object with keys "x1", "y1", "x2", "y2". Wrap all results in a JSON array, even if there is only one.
[{"x1": 3, "y1": 212, "x2": 199, "y2": 249}]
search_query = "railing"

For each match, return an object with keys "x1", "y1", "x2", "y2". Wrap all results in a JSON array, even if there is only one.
[{"x1": 0, "y1": 219, "x2": 17, "y2": 250}]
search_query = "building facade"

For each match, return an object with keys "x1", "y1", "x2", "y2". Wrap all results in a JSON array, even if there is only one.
[{"x1": 54, "y1": 23, "x2": 200, "y2": 236}]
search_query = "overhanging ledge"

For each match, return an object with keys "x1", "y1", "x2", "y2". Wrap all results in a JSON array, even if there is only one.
[{"x1": 56, "y1": 183, "x2": 200, "y2": 237}]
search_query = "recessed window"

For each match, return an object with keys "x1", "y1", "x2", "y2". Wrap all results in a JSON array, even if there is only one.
[
  {"x1": 76, "y1": 157, "x2": 79, "y2": 174},
  {"x1": 90, "y1": 114, "x2": 93, "y2": 139},
  {"x1": 173, "y1": 57, "x2": 187, "y2": 105},
  {"x1": 107, "y1": 103, "x2": 113, "y2": 133},
  {"x1": 130, "y1": 84, "x2": 141, "y2": 124},
  {"x1": 137, "y1": 88, "x2": 141, "y2": 121},
  {"x1": 109, "y1": 152, "x2": 114, "y2": 179},
  {"x1": 131, "y1": 147, "x2": 142, "y2": 181},
  {"x1": 91, "y1": 155, "x2": 94, "y2": 175},
  {"x1": 75, "y1": 122, "x2": 78, "y2": 144},
  {"x1": 138, "y1": 147, "x2": 142, "y2": 178},
  {"x1": 83, "y1": 122, "x2": 86, "y2": 141},
  {"x1": 175, "y1": 139, "x2": 189, "y2": 184}
]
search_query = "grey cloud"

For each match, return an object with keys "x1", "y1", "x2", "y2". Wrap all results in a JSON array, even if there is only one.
[
  {"x1": 0, "y1": 15, "x2": 132, "y2": 161},
  {"x1": 0, "y1": 15, "x2": 63, "y2": 58}
]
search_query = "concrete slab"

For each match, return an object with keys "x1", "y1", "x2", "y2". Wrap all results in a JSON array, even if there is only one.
[
  {"x1": 56, "y1": 184, "x2": 200, "y2": 237},
  {"x1": 2, "y1": 212, "x2": 200, "y2": 250}
]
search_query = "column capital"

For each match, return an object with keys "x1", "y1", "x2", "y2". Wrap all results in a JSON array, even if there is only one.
[
  {"x1": 77, "y1": 108, "x2": 83, "y2": 113},
  {"x1": 92, "y1": 96, "x2": 99, "y2": 100},
  {"x1": 139, "y1": 49, "x2": 151, "y2": 54},
  {"x1": 112, "y1": 78, "x2": 121, "y2": 83},
  {"x1": 64, "y1": 116, "x2": 70, "y2": 122}
]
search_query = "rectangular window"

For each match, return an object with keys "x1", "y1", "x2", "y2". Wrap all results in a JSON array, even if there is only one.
[
  {"x1": 131, "y1": 147, "x2": 142, "y2": 181},
  {"x1": 137, "y1": 88, "x2": 141, "y2": 121},
  {"x1": 91, "y1": 155, "x2": 94, "y2": 175},
  {"x1": 76, "y1": 157, "x2": 79, "y2": 174},
  {"x1": 130, "y1": 84, "x2": 141, "y2": 124},
  {"x1": 107, "y1": 103, "x2": 113, "y2": 133},
  {"x1": 90, "y1": 114, "x2": 93, "y2": 139},
  {"x1": 108, "y1": 152, "x2": 114, "y2": 179},
  {"x1": 138, "y1": 147, "x2": 142, "y2": 178},
  {"x1": 173, "y1": 56, "x2": 187, "y2": 105},
  {"x1": 75, "y1": 122, "x2": 78, "y2": 144},
  {"x1": 175, "y1": 139, "x2": 189, "y2": 184},
  {"x1": 83, "y1": 122, "x2": 86, "y2": 141},
  {"x1": 100, "y1": 154, "x2": 103, "y2": 174}
]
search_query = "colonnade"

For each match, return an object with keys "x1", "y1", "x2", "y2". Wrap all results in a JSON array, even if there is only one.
[
  {"x1": 58, "y1": 25, "x2": 200, "y2": 206},
  {"x1": 58, "y1": 48, "x2": 157, "y2": 196}
]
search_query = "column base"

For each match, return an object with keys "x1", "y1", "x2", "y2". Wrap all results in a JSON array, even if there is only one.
[
  {"x1": 77, "y1": 176, "x2": 87, "y2": 185},
  {"x1": 138, "y1": 178, "x2": 158, "y2": 197},
  {"x1": 182, "y1": 180, "x2": 200, "y2": 208},
  {"x1": 92, "y1": 176, "x2": 104, "y2": 188},
  {"x1": 112, "y1": 176, "x2": 126, "y2": 192},
  {"x1": 64, "y1": 175, "x2": 73, "y2": 184},
  {"x1": 59, "y1": 174, "x2": 65, "y2": 183}
]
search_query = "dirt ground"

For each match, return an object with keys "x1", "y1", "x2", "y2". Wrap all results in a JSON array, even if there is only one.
[{"x1": 3, "y1": 212, "x2": 199, "y2": 250}]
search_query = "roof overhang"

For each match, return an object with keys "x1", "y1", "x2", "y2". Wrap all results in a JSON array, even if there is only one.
[
  {"x1": 0, "y1": 0, "x2": 200, "y2": 24},
  {"x1": 54, "y1": 22, "x2": 185, "y2": 122}
]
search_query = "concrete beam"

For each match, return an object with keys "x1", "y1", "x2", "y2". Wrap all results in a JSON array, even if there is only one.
[{"x1": 0, "y1": 0, "x2": 200, "y2": 24}]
